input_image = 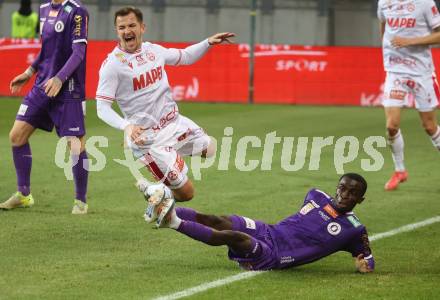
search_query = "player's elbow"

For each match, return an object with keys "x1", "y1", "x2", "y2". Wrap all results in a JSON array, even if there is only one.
[{"x1": 96, "y1": 102, "x2": 105, "y2": 120}]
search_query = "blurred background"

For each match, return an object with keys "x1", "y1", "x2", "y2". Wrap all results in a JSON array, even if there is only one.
[
  {"x1": 2, "y1": 0, "x2": 383, "y2": 45},
  {"x1": 1, "y1": 0, "x2": 440, "y2": 105}
]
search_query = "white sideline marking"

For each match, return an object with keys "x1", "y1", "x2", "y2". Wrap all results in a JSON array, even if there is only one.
[{"x1": 152, "y1": 216, "x2": 440, "y2": 300}]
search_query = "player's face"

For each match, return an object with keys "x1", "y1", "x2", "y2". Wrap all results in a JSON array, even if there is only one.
[
  {"x1": 115, "y1": 13, "x2": 145, "y2": 53},
  {"x1": 334, "y1": 177, "x2": 365, "y2": 212}
]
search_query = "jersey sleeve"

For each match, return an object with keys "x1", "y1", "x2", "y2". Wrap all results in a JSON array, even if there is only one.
[
  {"x1": 424, "y1": 0, "x2": 440, "y2": 30},
  {"x1": 345, "y1": 227, "x2": 375, "y2": 270},
  {"x1": 71, "y1": 6, "x2": 88, "y2": 44},
  {"x1": 153, "y1": 40, "x2": 210, "y2": 66},
  {"x1": 377, "y1": 0, "x2": 385, "y2": 21},
  {"x1": 96, "y1": 58, "x2": 118, "y2": 103}
]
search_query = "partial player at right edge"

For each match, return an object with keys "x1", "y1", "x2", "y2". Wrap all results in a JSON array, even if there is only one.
[{"x1": 378, "y1": 0, "x2": 440, "y2": 191}]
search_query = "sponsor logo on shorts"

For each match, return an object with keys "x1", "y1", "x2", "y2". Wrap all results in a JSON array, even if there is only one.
[
  {"x1": 55, "y1": 21, "x2": 64, "y2": 32},
  {"x1": 243, "y1": 217, "x2": 256, "y2": 230},
  {"x1": 69, "y1": 127, "x2": 80, "y2": 132},
  {"x1": 280, "y1": 256, "x2": 295, "y2": 264},
  {"x1": 327, "y1": 222, "x2": 342, "y2": 236},
  {"x1": 167, "y1": 170, "x2": 178, "y2": 181},
  {"x1": 389, "y1": 89, "x2": 406, "y2": 100},
  {"x1": 18, "y1": 104, "x2": 28, "y2": 116}
]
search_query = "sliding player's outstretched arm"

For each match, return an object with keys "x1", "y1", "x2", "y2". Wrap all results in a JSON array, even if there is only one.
[
  {"x1": 347, "y1": 228, "x2": 375, "y2": 273},
  {"x1": 159, "y1": 32, "x2": 235, "y2": 66}
]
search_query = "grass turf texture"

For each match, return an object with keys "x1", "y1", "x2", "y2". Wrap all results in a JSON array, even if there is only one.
[{"x1": 0, "y1": 98, "x2": 439, "y2": 299}]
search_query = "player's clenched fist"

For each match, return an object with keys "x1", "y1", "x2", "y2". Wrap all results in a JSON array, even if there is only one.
[
  {"x1": 125, "y1": 124, "x2": 147, "y2": 145},
  {"x1": 355, "y1": 254, "x2": 373, "y2": 273},
  {"x1": 207, "y1": 32, "x2": 235, "y2": 46},
  {"x1": 10, "y1": 70, "x2": 32, "y2": 94}
]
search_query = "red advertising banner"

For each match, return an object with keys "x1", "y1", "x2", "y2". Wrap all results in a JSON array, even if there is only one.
[{"x1": 0, "y1": 38, "x2": 434, "y2": 107}]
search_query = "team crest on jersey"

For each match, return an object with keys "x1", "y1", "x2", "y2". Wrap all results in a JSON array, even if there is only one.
[
  {"x1": 327, "y1": 222, "x2": 341, "y2": 236},
  {"x1": 407, "y1": 3, "x2": 415, "y2": 12},
  {"x1": 55, "y1": 20, "x2": 64, "y2": 32},
  {"x1": 146, "y1": 51, "x2": 156, "y2": 61},
  {"x1": 136, "y1": 54, "x2": 147, "y2": 66}
]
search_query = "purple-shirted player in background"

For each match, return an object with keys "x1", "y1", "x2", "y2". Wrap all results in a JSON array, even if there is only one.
[
  {"x1": 155, "y1": 173, "x2": 374, "y2": 273},
  {"x1": 0, "y1": 0, "x2": 89, "y2": 214}
]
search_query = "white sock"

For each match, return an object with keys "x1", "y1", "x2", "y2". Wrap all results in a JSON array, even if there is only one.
[
  {"x1": 169, "y1": 209, "x2": 182, "y2": 229},
  {"x1": 162, "y1": 185, "x2": 173, "y2": 199},
  {"x1": 388, "y1": 129, "x2": 405, "y2": 172},
  {"x1": 430, "y1": 126, "x2": 440, "y2": 151}
]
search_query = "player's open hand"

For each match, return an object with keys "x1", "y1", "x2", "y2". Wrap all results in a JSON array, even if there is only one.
[
  {"x1": 44, "y1": 76, "x2": 63, "y2": 97},
  {"x1": 10, "y1": 72, "x2": 31, "y2": 94},
  {"x1": 391, "y1": 36, "x2": 414, "y2": 48},
  {"x1": 355, "y1": 254, "x2": 373, "y2": 273},
  {"x1": 208, "y1": 32, "x2": 235, "y2": 45},
  {"x1": 125, "y1": 124, "x2": 148, "y2": 145}
]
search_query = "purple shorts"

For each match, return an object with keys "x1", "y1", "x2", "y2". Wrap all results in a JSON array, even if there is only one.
[
  {"x1": 16, "y1": 86, "x2": 85, "y2": 137},
  {"x1": 227, "y1": 215, "x2": 278, "y2": 271}
]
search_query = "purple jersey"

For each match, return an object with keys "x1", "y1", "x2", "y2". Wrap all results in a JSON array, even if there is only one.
[
  {"x1": 268, "y1": 188, "x2": 372, "y2": 269},
  {"x1": 35, "y1": 0, "x2": 88, "y2": 100},
  {"x1": 228, "y1": 188, "x2": 373, "y2": 271}
]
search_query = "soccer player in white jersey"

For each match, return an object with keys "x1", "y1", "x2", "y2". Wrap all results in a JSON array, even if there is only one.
[
  {"x1": 95, "y1": 6, "x2": 234, "y2": 220},
  {"x1": 378, "y1": 0, "x2": 440, "y2": 190}
]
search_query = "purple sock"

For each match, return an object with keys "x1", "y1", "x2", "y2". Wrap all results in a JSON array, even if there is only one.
[
  {"x1": 12, "y1": 144, "x2": 32, "y2": 196},
  {"x1": 177, "y1": 220, "x2": 213, "y2": 244},
  {"x1": 176, "y1": 207, "x2": 197, "y2": 222},
  {"x1": 72, "y1": 151, "x2": 88, "y2": 203}
]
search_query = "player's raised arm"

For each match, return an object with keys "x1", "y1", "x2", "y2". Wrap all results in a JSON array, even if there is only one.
[{"x1": 161, "y1": 32, "x2": 235, "y2": 66}]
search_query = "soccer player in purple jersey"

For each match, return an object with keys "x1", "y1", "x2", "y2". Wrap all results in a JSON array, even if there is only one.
[
  {"x1": 0, "y1": 0, "x2": 89, "y2": 214},
  {"x1": 155, "y1": 173, "x2": 374, "y2": 273}
]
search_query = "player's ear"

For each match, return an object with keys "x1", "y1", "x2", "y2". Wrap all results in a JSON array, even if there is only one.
[{"x1": 141, "y1": 23, "x2": 146, "y2": 34}]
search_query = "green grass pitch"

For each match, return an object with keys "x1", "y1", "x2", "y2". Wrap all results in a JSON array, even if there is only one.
[{"x1": 1, "y1": 98, "x2": 439, "y2": 299}]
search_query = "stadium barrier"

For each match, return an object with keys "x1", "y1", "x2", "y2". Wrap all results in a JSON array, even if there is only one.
[{"x1": 1, "y1": 38, "x2": 436, "y2": 107}]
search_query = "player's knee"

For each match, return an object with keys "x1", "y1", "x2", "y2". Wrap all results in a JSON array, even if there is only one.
[
  {"x1": 422, "y1": 121, "x2": 437, "y2": 136},
  {"x1": 386, "y1": 127, "x2": 399, "y2": 137},
  {"x1": 173, "y1": 187, "x2": 194, "y2": 202},
  {"x1": 9, "y1": 130, "x2": 27, "y2": 146}
]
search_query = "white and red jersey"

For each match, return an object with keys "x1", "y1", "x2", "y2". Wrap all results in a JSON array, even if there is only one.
[
  {"x1": 96, "y1": 40, "x2": 210, "y2": 129},
  {"x1": 378, "y1": 0, "x2": 440, "y2": 76}
]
